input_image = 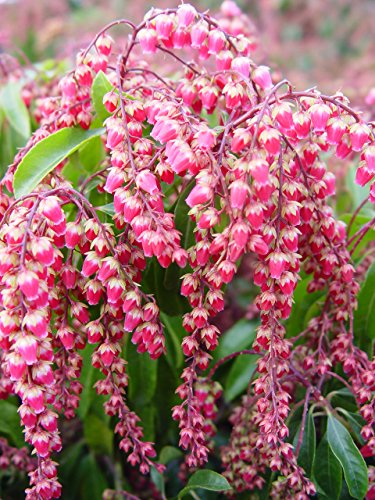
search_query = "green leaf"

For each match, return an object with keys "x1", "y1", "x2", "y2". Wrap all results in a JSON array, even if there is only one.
[
  {"x1": 293, "y1": 407, "x2": 316, "y2": 476},
  {"x1": 0, "y1": 82, "x2": 31, "y2": 139},
  {"x1": 327, "y1": 415, "x2": 368, "y2": 499},
  {"x1": 13, "y1": 126, "x2": 104, "y2": 198},
  {"x1": 0, "y1": 400, "x2": 24, "y2": 447},
  {"x1": 127, "y1": 337, "x2": 158, "y2": 405},
  {"x1": 159, "y1": 445, "x2": 183, "y2": 465},
  {"x1": 77, "y1": 454, "x2": 108, "y2": 500},
  {"x1": 313, "y1": 433, "x2": 342, "y2": 500},
  {"x1": 97, "y1": 202, "x2": 115, "y2": 216},
  {"x1": 212, "y1": 319, "x2": 257, "y2": 362},
  {"x1": 91, "y1": 71, "x2": 113, "y2": 122},
  {"x1": 77, "y1": 344, "x2": 100, "y2": 420},
  {"x1": 160, "y1": 312, "x2": 184, "y2": 369},
  {"x1": 224, "y1": 353, "x2": 258, "y2": 401},
  {"x1": 173, "y1": 180, "x2": 195, "y2": 249},
  {"x1": 83, "y1": 414, "x2": 113, "y2": 456},
  {"x1": 354, "y1": 261, "x2": 375, "y2": 353},
  {"x1": 285, "y1": 277, "x2": 323, "y2": 338},
  {"x1": 151, "y1": 467, "x2": 165, "y2": 497},
  {"x1": 178, "y1": 470, "x2": 231, "y2": 498}
]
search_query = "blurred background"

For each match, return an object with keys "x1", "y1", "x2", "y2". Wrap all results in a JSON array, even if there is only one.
[{"x1": 1, "y1": 0, "x2": 374, "y2": 103}]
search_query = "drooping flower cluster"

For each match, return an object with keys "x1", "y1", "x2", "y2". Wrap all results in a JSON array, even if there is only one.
[{"x1": 0, "y1": 1, "x2": 373, "y2": 498}]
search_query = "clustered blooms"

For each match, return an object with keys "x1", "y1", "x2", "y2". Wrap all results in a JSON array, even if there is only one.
[{"x1": 0, "y1": 1, "x2": 374, "y2": 498}]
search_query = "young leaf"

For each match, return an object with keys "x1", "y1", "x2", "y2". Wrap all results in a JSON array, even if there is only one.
[
  {"x1": 91, "y1": 71, "x2": 113, "y2": 122},
  {"x1": 313, "y1": 433, "x2": 342, "y2": 500},
  {"x1": 293, "y1": 407, "x2": 316, "y2": 476},
  {"x1": 178, "y1": 470, "x2": 231, "y2": 498},
  {"x1": 0, "y1": 82, "x2": 31, "y2": 139},
  {"x1": 224, "y1": 353, "x2": 258, "y2": 401},
  {"x1": 13, "y1": 126, "x2": 104, "y2": 198},
  {"x1": 327, "y1": 415, "x2": 368, "y2": 499},
  {"x1": 160, "y1": 312, "x2": 184, "y2": 369}
]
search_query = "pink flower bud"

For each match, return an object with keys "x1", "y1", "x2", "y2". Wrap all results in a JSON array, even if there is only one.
[
  {"x1": 232, "y1": 56, "x2": 251, "y2": 78},
  {"x1": 41, "y1": 197, "x2": 65, "y2": 225},
  {"x1": 191, "y1": 21, "x2": 208, "y2": 48},
  {"x1": 18, "y1": 270, "x2": 39, "y2": 300},
  {"x1": 309, "y1": 102, "x2": 331, "y2": 132},
  {"x1": 138, "y1": 28, "x2": 158, "y2": 54},
  {"x1": 252, "y1": 65, "x2": 273, "y2": 91},
  {"x1": 186, "y1": 184, "x2": 212, "y2": 207},
  {"x1": 26, "y1": 386, "x2": 45, "y2": 414},
  {"x1": 177, "y1": 4, "x2": 196, "y2": 28},
  {"x1": 208, "y1": 29, "x2": 226, "y2": 55},
  {"x1": 155, "y1": 14, "x2": 174, "y2": 40},
  {"x1": 136, "y1": 170, "x2": 159, "y2": 195},
  {"x1": 230, "y1": 179, "x2": 248, "y2": 209},
  {"x1": 349, "y1": 122, "x2": 370, "y2": 152}
]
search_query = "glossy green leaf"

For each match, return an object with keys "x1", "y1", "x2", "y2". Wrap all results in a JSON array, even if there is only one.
[
  {"x1": 293, "y1": 407, "x2": 316, "y2": 476},
  {"x1": 313, "y1": 433, "x2": 342, "y2": 500},
  {"x1": 91, "y1": 71, "x2": 113, "y2": 122},
  {"x1": 0, "y1": 400, "x2": 24, "y2": 447},
  {"x1": 327, "y1": 415, "x2": 368, "y2": 499},
  {"x1": 127, "y1": 337, "x2": 158, "y2": 405},
  {"x1": 354, "y1": 260, "x2": 375, "y2": 353},
  {"x1": 212, "y1": 319, "x2": 257, "y2": 362},
  {"x1": 0, "y1": 82, "x2": 31, "y2": 139},
  {"x1": 178, "y1": 470, "x2": 231, "y2": 498},
  {"x1": 224, "y1": 353, "x2": 258, "y2": 401},
  {"x1": 13, "y1": 126, "x2": 104, "y2": 198}
]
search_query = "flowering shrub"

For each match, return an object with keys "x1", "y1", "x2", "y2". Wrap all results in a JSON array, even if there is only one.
[{"x1": 0, "y1": 1, "x2": 374, "y2": 499}]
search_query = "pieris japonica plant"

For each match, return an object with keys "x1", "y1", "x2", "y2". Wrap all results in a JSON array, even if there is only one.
[{"x1": 0, "y1": 1, "x2": 374, "y2": 499}]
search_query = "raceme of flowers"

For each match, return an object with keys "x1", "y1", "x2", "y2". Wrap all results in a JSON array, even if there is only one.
[{"x1": 0, "y1": 1, "x2": 374, "y2": 499}]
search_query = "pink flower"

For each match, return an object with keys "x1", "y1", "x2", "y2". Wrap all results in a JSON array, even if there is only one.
[
  {"x1": 229, "y1": 180, "x2": 248, "y2": 209},
  {"x1": 349, "y1": 123, "x2": 370, "y2": 152},
  {"x1": 309, "y1": 103, "x2": 331, "y2": 132},
  {"x1": 252, "y1": 66, "x2": 273, "y2": 91},
  {"x1": 18, "y1": 270, "x2": 39, "y2": 300},
  {"x1": 138, "y1": 28, "x2": 158, "y2": 54},
  {"x1": 232, "y1": 56, "x2": 251, "y2": 78},
  {"x1": 186, "y1": 184, "x2": 212, "y2": 207},
  {"x1": 177, "y1": 4, "x2": 196, "y2": 28},
  {"x1": 208, "y1": 29, "x2": 226, "y2": 55},
  {"x1": 191, "y1": 21, "x2": 208, "y2": 48},
  {"x1": 136, "y1": 170, "x2": 159, "y2": 195}
]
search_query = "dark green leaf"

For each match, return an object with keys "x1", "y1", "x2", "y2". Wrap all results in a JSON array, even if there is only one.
[
  {"x1": 77, "y1": 344, "x2": 97, "y2": 420},
  {"x1": 338, "y1": 409, "x2": 365, "y2": 446},
  {"x1": 77, "y1": 454, "x2": 108, "y2": 500},
  {"x1": 151, "y1": 467, "x2": 165, "y2": 497},
  {"x1": 160, "y1": 312, "x2": 184, "y2": 369},
  {"x1": 178, "y1": 470, "x2": 231, "y2": 498},
  {"x1": 13, "y1": 126, "x2": 104, "y2": 198},
  {"x1": 293, "y1": 407, "x2": 316, "y2": 476},
  {"x1": 91, "y1": 71, "x2": 113, "y2": 122},
  {"x1": 0, "y1": 400, "x2": 24, "y2": 447},
  {"x1": 83, "y1": 414, "x2": 113, "y2": 456},
  {"x1": 127, "y1": 337, "x2": 158, "y2": 405},
  {"x1": 313, "y1": 433, "x2": 342, "y2": 500},
  {"x1": 354, "y1": 261, "x2": 375, "y2": 353},
  {"x1": 285, "y1": 277, "x2": 323, "y2": 338},
  {"x1": 327, "y1": 415, "x2": 368, "y2": 499},
  {"x1": 212, "y1": 319, "x2": 257, "y2": 362},
  {"x1": 173, "y1": 180, "x2": 195, "y2": 249},
  {"x1": 0, "y1": 82, "x2": 31, "y2": 139},
  {"x1": 224, "y1": 353, "x2": 258, "y2": 401}
]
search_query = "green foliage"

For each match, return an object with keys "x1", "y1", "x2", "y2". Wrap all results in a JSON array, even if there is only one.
[
  {"x1": 327, "y1": 415, "x2": 368, "y2": 499},
  {"x1": 177, "y1": 470, "x2": 231, "y2": 498},
  {"x1": 354, "y1": 260, "x2": 375, "y2": 353},
  {"x1": 13, "y1": 126, "x2": 104, "y2": 197}
]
